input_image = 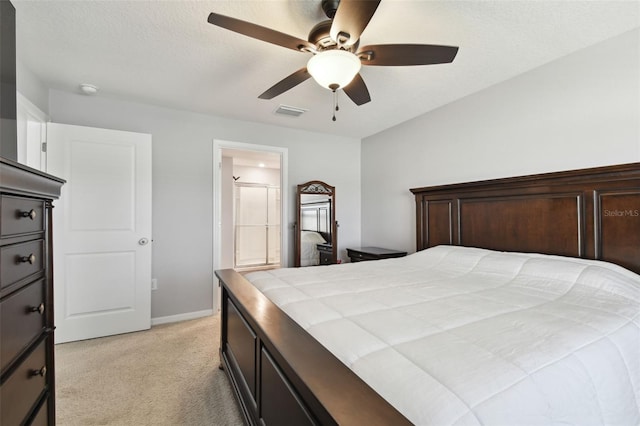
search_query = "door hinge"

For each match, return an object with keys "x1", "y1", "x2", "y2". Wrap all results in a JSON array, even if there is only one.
[{"x1": 41, "y1": 142, "x2": 47, "y2": 152}]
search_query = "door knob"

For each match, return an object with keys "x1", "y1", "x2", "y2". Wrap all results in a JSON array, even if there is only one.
[{"x1": 138, "y1": 238, "x2": 149, "y2": 246}]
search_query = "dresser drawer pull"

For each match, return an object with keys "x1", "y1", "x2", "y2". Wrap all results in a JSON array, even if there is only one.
[
  {"x1": 30, "y1": 303, "x2": 45, "y2": 315},
  {"x1": 20, "y1": 254, "x2": 37, "y2": 264},
  {"x1": 20, "y1": 209, "x2": 38, "y2": 220},
  {"x1": 30, "y1": 366, "x2": 47, "y2": 378}
]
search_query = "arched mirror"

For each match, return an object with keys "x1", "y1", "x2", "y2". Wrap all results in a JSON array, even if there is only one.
[{"x1": 295, "y1": 181, "x2": 337, "y2": 267}]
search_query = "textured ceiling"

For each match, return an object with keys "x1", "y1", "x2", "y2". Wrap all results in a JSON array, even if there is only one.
[{"x1": 13, "y1": 0, "x2": 640, "y2": 139}]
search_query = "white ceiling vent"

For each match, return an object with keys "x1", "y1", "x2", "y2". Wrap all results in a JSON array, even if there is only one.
[{"x1": 274, "y1": 105, "x2": 307, "y2": 117}]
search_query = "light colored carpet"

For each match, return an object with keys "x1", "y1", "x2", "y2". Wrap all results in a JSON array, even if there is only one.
[{"x1": 55, "y1": 315, "x2": 244, "y2": 426}]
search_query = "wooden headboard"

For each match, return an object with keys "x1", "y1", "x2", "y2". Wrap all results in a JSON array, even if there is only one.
[
  {"x1": 411, "y1": 163, "x2": 640, "y2": 274},
  {"x1": 301, "y1": 201, "x2": 331, "y2": 243}
]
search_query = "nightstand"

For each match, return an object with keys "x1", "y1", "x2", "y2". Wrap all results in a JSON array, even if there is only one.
[
  {"x1": 347, "y1": 247, "x2": 408, "y2": 262},
  {"x1": 317, "y1": 243, "x2": 334, "y2": 265}
]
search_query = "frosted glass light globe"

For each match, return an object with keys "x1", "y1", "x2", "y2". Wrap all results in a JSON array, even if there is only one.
[{"x1": 307, "y1": 50, "x2": 361, "y2": 91}]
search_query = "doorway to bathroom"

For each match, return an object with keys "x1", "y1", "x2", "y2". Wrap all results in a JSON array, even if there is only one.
[{"x1": 213, "y1": 141, "x2": 288, "y2": 279}]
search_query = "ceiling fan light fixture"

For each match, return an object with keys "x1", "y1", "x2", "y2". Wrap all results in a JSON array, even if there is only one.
[{"x1": 307, "y1": 50, "x2": 361, "y2": 91}]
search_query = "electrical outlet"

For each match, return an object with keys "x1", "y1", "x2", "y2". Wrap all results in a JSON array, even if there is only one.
[{"x1": 151, "y1": 278, "x2": 158, "y2": 290}]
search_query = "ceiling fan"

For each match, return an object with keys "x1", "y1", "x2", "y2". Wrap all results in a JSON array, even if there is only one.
[{"x1": 207, "y1": 0, "x2": 458, "y2": 119}]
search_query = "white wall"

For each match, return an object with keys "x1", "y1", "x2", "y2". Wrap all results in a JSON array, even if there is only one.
[
  {"x1": 361, "y1": 29, "x2": 640, "y2": 254},
  {"x1": 48, "y1": 90, "x2": 361, "y2": 319},
  {"x1": 233, "y1": 165, "x2": 280, "y2": 186},
  {"x1": 16, "y1": 58, "x2": 49, "y2": 115}
]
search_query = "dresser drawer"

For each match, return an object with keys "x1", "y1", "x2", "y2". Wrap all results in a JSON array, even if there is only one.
[
  {"x1": 347, "y1": 247, "x2": 408, "y2": 263},
  {"x1": 319, "y1": 250, "x2": 333, "y2": 265},
  {"x1": 0, "y1": 240, "x2": 45, "y2": 291},
  {"x1": 0, "y1": 196, "x2": 45, "y2": 238},
  {"x1": 317, "y1": 244, "x2": 335, "y2": 265},
  {"x1": 29, "y1": 394, "x2": 50, "y2": 426},
  {"x1": 1, "y1": 279, "x2": 46, "y2": 374},
  {"x1": 348, "y1": 250, "x2": 368, "y2": 262},
  {"x1": 0, "y1": 338, "x2": 48, "y2": 426}
]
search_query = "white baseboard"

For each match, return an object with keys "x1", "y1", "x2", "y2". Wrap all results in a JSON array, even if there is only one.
[{"x1": 151, "y1": 309, "x2": 214, "y2": 326}]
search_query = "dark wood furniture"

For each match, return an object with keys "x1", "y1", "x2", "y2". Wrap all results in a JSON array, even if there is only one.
[
  {"x1": 316, "y1": 243, "x2": 334, "y2": 265},
  {"x1": 0, "y1": 0, "x2": 18, "y2": 161},
  {"x1": 216, "y1": 269, "x2": 411, "y2": 426},
  {"x1": 216, "y1": 162, "x2": 640, "y2": 426},
  {"x1": 0, "y1": 157, "x2": 64, "y2": 426},
  {"x1": 347, "y1": 246, "x2": 407, "y2": 263},
  {"x1": 411, "y1": 162, "x2": 640, "y2": 275}
]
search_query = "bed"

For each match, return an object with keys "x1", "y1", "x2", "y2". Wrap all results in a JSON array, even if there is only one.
[
  {"x1": 299, "y1": 230, "x2": 327, "y2": 266},
  {"x1": 215, "y1": 162, "x2": 640, "y2": 425}
]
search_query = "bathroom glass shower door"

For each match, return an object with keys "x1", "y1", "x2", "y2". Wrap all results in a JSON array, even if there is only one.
[{"x1": 234, "y1": 184, "x2": 280, "y2": 268}]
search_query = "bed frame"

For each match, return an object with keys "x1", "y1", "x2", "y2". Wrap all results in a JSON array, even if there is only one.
[
  {"x1": 300, "y1": 201, "x2": 332, "y2": 245},
  {"x1": 411, "y1": 162, "x2": 640, "y2": 274},
  {"x1": 215, "y1": 162, "x2": 640, "y2": 425}
]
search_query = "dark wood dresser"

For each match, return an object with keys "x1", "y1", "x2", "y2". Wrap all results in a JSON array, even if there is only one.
[
  {"x1": 347, "y1": 247, "x2": 408, "y2": 263},
  {"x1": 0, "y1": 157, "x2": 64, "y2": 426}
]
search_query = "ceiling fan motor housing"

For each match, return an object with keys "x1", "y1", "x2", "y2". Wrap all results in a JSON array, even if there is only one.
[
  {"x1": 321, "y1": 0, "x2": 340, "y2": 19},
  {"x1": 308, "y1": 20, "x2": 358, "y2": 52}
]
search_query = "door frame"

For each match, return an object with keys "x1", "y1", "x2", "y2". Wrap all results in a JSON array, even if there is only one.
[
  {"x1": 213, "y1": 140, "x2": 288, "y2": 310},
  {"x1": 16, "y1": 92, "x2": 48, "y2": 171}
]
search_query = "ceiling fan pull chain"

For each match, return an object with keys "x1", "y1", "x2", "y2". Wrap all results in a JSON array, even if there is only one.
[{"x1": 332, "y1": 89, "x2": 337, "y2": 121}]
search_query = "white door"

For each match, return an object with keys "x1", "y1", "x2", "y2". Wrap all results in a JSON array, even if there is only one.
[{"x1": 47, "y1": 123, "x2": 152, "y2": 343}]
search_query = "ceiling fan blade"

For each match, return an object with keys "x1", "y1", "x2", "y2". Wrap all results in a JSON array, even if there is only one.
[
  {"x1": 358, "y1": 44, "x2": 459, "y2": 66},
  {"x1": 208, "y1": 13, "x2": 314, "y2": 53},
  {"x1": 258, "y1": 67, "x2": 312, "y2": 100},
  {"x1": 330, "y1": 0, "x2": 381, "y2": 46},
  {"x1": 343, "y1": 73, "x2": 371, "y2": 106}
]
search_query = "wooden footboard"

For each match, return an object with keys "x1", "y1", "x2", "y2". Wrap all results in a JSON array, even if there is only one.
[{"x1": 215, "y1": 269, "x2": 411, "y2": 426}]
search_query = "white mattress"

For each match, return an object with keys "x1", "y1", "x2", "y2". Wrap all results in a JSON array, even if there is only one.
[{"x1": 245, "y1": 245, "x2": 640, "y2": 425}]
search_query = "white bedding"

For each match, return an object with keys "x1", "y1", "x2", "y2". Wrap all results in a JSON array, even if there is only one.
[
  {"x1": 299, "y1": 231, "x2": 326, "y2": 266},
  {"x1": 245, "y1": 245, "x2": 640, "y2": 425}
]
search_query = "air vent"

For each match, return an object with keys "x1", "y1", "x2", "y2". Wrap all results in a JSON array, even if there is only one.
[{"x1": 274, "y1": 105, "x2": 307, "y2": 117}]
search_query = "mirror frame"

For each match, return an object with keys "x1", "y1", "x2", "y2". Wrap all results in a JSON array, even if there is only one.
[{"x1": 294, "y1": 180, "x2": 337, "y2": 267}]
